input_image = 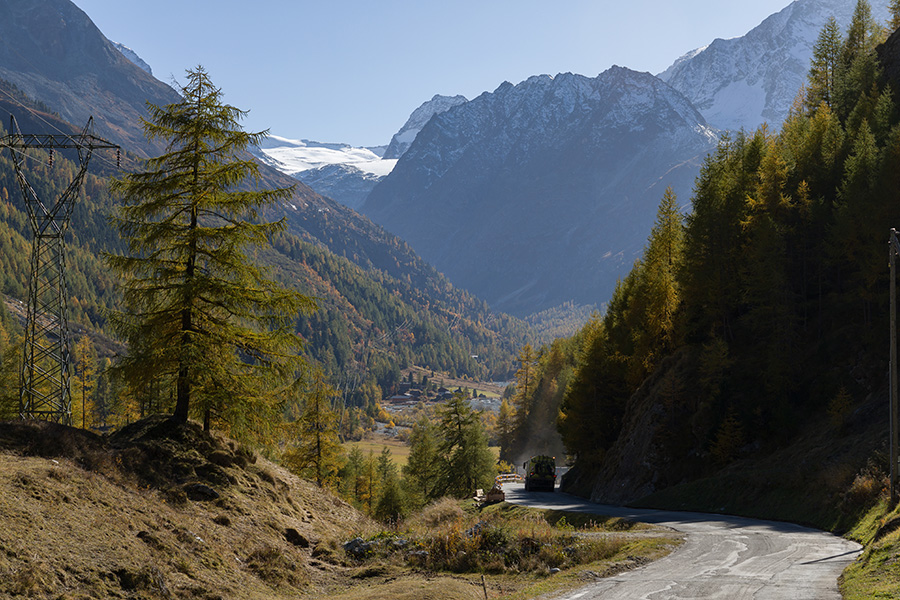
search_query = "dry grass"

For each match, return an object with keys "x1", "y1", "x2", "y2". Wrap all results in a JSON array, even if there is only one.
[
  {"x1": 317, "y1": 498, "x2": 681, "y2": 600},
  {"x1": 344, "y1": 437, "x2": 412, "y2": 467},
  {"x1": 324, "y1": 575, "x2": 485, "y2": 600},
  {"x1": 339, "y1": 498, "x2": 680, "y2": 579},
  {"x1": 0, "y1": 419, "x2": 679, "y2": 600},
  {"x1": 0, "y1": 417, "x2": 372, "y2": 600}
]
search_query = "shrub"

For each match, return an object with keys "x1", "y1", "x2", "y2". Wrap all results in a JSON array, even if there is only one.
[
  {"x1": 394, "y1": 502, "x2": 630, "y2": 575},
  {"x1": 842, "y1": 472, "x2": 886, "y2": 514},
  {"x1": 415, "y1": 498, "x2": 466, "y2": 529}
]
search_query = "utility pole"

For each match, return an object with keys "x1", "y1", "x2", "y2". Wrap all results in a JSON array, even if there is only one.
[
  {"x1": 0, "y1": 115, "x2": 118, "y2": 425},
  {"x1": 890, "y1": 229, "x2": 900, "y2": 504}
]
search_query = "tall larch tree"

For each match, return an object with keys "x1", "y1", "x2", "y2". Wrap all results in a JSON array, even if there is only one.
[
  {"x1": 807, "y1": 17, "x2": 843, "y2": 110},
  {"x1": 283, "y1": 371, "x2": 344, "y2": 489},
  {"x1": 108, "y1": 66, "x2": 315, "y2": 434},
  {"x1": 496, "y1": 397, "x2": 517, "y2": 462},
  {"x1": 630, "y1": 187, "x2": 684, "y2": 378},
  {"x1": 72, "y1": 335, "x2": 98, "y2": 430},
  {"x1": 511, "y1": 344, "x2": 538, "y2": 438},
  {"x1": 401, "y1": 415, "x2": 442, "y2": 507},
  {"x1": 891, "y1": 0, "x2": 900, "y2": 30},
  {"x1": 834, "y1": 0, "x2": 884, "y2": 119}
]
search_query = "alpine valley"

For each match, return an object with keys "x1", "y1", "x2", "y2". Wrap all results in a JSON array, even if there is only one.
[
  {"x1": 3, "y1": 0, "x2": 900, "y2": 597},
  {"x1": 0, "y1": 0, "x2": 531, "y2": 408},
  {"x1": 262, "y1": 0, "x2": 893, "y2": 318},
  {"x1": 1, "y1": 0, "x2": 891, "y2": 381}
]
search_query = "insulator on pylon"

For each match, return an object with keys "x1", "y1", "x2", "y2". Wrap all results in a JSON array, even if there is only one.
[
  {"x1": 117, "y1": 148, "x2": 121, "y2": 169},
  {"x1": 49, "y1": 148, "x2": 53, "y2": 167}
]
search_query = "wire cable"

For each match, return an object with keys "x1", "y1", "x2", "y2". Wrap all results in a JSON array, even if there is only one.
[{"x1": 0, "y1": 84, "x2": 123, "y2": 172}]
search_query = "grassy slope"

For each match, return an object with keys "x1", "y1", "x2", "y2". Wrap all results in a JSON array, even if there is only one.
[
  {"x1": 0, "y1": 417, "x2": 373, "y2": 599},
  {"x1": 0, "y1": 417, "x2": 680, "y2": 600},
  {"x1": 323, "y1": 499, "x2": 682, "y2": 600},
  {"x1": 841, "y1": 499, "x2": 900, "y2": 599}
]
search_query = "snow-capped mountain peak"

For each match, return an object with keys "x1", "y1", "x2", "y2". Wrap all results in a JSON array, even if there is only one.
[
  {"x1": 383, "y1": 94, "x2": 467, "y2": 159},
  {"x1": 361, "y1": 66, "x2": 718, "y2": 316},
  {"x1": 112, "y1": 42, "x2": 152, "y2": 76},
  {"x1": 658, "y1": 0, "x2": 890, "y2": 132}
]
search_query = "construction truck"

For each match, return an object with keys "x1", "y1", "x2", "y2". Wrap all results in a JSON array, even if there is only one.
[{"x1": 523, "y1": 455, "x2": 556, "y2": 492}]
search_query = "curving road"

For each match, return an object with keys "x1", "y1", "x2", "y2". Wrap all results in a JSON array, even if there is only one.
[{"x1": 504, "y1": 482, "x2": 861, "y2": 599}]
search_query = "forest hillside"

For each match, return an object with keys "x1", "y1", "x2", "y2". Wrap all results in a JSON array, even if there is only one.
[{"x1": 499, "y1": 2, "x2": 900, "y2": 521}]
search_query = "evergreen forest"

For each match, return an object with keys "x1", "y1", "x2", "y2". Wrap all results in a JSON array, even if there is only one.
[{"x1": 507, "y1": 1, "x2": 900, "y2": 495}]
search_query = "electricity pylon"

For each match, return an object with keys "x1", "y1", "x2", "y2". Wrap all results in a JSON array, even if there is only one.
[{"x1": 1, "y1": 115, "x2": 118, "y2": 425}]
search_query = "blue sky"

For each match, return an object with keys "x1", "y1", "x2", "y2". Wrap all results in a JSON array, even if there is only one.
[{"x1": 71, "y1": 0, "x2": 794, "y2": 146}]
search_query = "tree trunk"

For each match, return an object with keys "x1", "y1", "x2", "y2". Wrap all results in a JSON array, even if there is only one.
[{"x1": 174, "y1": 363, "x2": 190, "y2": 422}]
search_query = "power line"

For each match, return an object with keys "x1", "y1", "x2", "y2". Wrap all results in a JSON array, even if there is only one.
[
  {"x1": 0, "y1": 115, "x2": 119, "y2": 424},
  {"x1": 0, "y1": 85, "x2": 124, "y2": 172}
]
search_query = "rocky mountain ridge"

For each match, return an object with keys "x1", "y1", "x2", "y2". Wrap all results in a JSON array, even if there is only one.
[
  {"x1": 659, "y1": 0, "x2": 890, "y2": 131},
  {"x1": 112, "y1": 41, "x2": 152, "y2": 75},
  {"x1": 361, "y1": 67, "x2": 718, "y2": 316},
  {"x1": 382, "y1": 93, "x2": 468, "y2": 159}
]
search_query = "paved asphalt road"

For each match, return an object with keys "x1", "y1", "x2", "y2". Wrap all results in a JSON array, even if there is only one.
[{"x1": 504, "y1": 482, "x2": 862, "y2": 599}]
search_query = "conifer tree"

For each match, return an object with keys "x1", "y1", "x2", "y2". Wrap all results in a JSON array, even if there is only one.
[
  {"x1": 375, "y1": 474, "x2": 406, "y2": 522},
  {"x1": 402, "y1": 415, "x2": 442, "y2": 507},
  {"x1": 511, "y1": 344, "x2": 538, "y2": 437},
  {"x1": 806, "y1": 17, "x2": 843, "y2": 110},
  {"x1": 359, "y1": 450, "x2": 379, "y2": 513},
  {"x1": 630, "y1": 187, "x2": 684, "y2": 378},
  {"x1": 107, "y1": 66, "x2": 315, "y2": 432},
  {"x1": 72, "y1": 335, "x2": 98, "y2": 430},
  {"x1": 891, "y1": 0, "x2": 900, "y2": 30},
  {"x1": 373, "y1": 447, "x2": 406, "y2": 521},
  {"x1": 376, "y1": 446, "x2": 397, "y2": 483},
  {"x1": 91, "y1": 358, "x2": 114, "y2": 428},
  {"x1": 283, "y1": 371, "x2": 343, "y2": 488},
  {"x1": 339, "y1": 446, "x2": 366, "y2": 507},
  {"x1": 0, "y1": 342, "x2": 19, "y2": 420},
  {"x1": 834, "y1": 0, "x2": 884, "y2": 119},
  {"x1": 558, "y1": 314, "x2": 627, "y2": 460},
  {"x1": 843, "y1": 0, "x2": 880, "y2": 62},
  {"x1": 496, "y1": 398, "x2": 516, "y2": 462},
  {"x1": 436, "y1": 393, "x2": 495, "y2": 497}
]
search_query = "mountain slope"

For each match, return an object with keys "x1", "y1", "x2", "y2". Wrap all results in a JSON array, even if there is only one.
[
  {"x1": 0, "y1": 0, "x2": 182, "y2": 157},
  {"x1": 0, "y1": 0, "x2": 530, "y2": 400},
  {"x1": 361, "y1": 68, "x2": 718, "y2": 317},
  {"x1": 291, "y1": 163, "x2": 382, "y2": 211},
  {"x1": 658, "y1": 0, "x2": 890, "y2": 131}
]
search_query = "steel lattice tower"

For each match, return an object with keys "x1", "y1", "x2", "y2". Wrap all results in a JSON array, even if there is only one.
[{"x1": 1, "y1": 116, "x2": 118, "y2": 424}]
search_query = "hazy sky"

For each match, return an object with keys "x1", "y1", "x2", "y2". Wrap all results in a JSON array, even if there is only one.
[{"x1": 71, "y1": 0, "x2": 794, "y2": 146}]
